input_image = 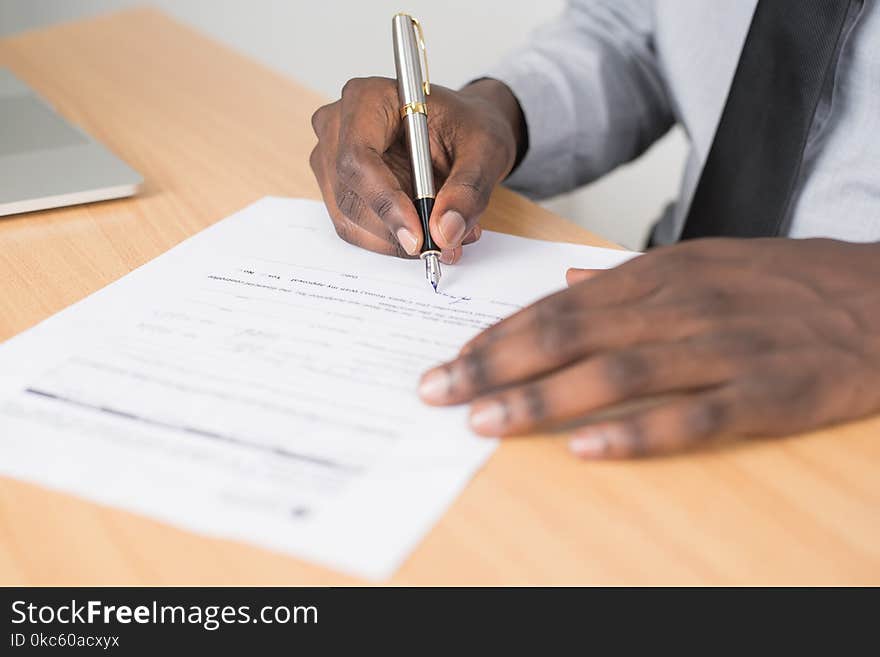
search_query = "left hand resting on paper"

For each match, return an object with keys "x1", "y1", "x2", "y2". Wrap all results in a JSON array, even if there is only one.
[{"x1": 418, "y1": 237, "x2": 880, "y2": 458}]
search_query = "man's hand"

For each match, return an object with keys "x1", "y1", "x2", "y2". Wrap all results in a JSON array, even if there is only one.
[
  {"x1": 310, "y1": 78, "x2": 524, "y2": 263},
  {"x1": 418, "y1": 238, "x2": 880, "y2": 458}
]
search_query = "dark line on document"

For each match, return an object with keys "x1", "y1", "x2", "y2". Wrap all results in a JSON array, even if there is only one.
[{"x1": 24, "y1": 388, "x2": 356, "y2": 473}]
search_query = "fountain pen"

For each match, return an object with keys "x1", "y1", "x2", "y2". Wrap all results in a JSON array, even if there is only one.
[{"x1": 392, "y1": 13, "x2": 441, "y2": 292}]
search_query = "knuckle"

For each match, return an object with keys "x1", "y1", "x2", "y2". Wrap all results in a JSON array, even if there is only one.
[
  {"x1": 685, "y1": 397, "x2": 729, "y2": 438},
  {"x1": 330, "y1": 216, "x2": 357, "y2": 246},
  {"x1": 778, "y1": 372, "x2": 822, "y2": 415},
  {"x1": 535, "y1": 305, "x2": 583, "y2": 362},
  {"x1": 535, "y1": 320, "x2": 566, "y2": 360},
  {"x1": 367, "y1": 76, "x2": 396, "y2": 95},
  {"x1": 519, "y1": 383, "x2": 547, "y2": 423},
  {"x1": 340, "y1": 76, "x2": 366, "y2": 98},
  {"x1": 602, "y1": 351, "x2": 652, "y2": 395},
  {"x1": 309, "y1": 145, "x2": 322, "y2": 175},
  {"x1": 335, "y1": 148, "x2": 365, "y2": 186},
  {"x1": 457, "y1": 349, "x2": 492, "y2": 394},
  {"x1": 310, "y1": 103, "x2": 332, "y2": 134},
  {"x1": 334, "y1": 186, "x2": 365, "y2": 222},
  {"x1": 614, "y1": 422, "x2": 646, "y2": 458}
]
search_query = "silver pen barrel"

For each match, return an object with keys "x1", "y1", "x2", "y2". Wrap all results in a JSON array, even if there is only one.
[{"x1": 392, "y1": 14, "x2": 441, "y2": 291}]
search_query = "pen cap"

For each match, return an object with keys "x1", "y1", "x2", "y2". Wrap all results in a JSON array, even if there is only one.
[{"x1": 392, "y1": 14, "x2": 427, "y2": 108}]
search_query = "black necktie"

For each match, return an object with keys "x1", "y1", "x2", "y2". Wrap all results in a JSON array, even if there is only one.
[{"x1": 680, "y1": 0, "x2": 860, "y2": 240}]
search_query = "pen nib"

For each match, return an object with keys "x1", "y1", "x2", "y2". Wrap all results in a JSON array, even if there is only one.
[{"x1": 424, "y1": 253, "x2": 441, "y2": 293}]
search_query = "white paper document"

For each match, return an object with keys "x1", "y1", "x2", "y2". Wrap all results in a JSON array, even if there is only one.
[{"x1": 0, "y1": 197, "x2": 637, "y2": 579}]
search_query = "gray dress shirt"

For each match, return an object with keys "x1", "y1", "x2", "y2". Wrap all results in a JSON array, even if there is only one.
[{"x1": 488, "y1": 0, "x2": 880, "y2": 244}]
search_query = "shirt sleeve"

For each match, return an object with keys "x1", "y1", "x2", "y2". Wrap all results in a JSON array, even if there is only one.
[{"x1": 486, "y1": 0, "x2": 675, "y2": 199}]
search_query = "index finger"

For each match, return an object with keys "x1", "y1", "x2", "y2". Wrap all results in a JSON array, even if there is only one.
[{"x1": 335, "y1": 77, "x2": 424, "y2": 253}]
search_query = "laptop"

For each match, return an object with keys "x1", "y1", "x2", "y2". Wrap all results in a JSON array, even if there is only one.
[{"x1": 0, "y1": 68, "x2": 142, "y2": 217}]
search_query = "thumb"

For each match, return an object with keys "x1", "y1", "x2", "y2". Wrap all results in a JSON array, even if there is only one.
[
  {"x1": 566, "y1": 268, "x2": 602, "y2": 286},
  {"x1": 429, "y1": 146, "x2": 500, "y2": 250}
]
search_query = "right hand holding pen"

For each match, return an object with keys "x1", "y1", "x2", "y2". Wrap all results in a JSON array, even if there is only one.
[{"x1": 309, "y1": 78, "x2": 525, "y2": 263}]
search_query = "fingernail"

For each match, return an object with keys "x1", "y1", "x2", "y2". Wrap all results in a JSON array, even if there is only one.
[
  {"x1": 469, "y1": 401, "x2": 506, "y2": 435},
  {"x1": 440, "y1": 248, "x2": 459, "y2": 265},
  {"x1": 462, "y1": 225, "x2": 482, "y2": 245},
  {"x1": 419, "y1": 367, "x2": 450, "y2": 403},
  {"x1": 396, "y1": 228, "x2": 419, "y2": 255},
  {"x1": 569, "y1": 430, "x2": 609, "y2": 459},
  {"x1": 438, "y1": 210, "x2": 466, "y2": 246}
]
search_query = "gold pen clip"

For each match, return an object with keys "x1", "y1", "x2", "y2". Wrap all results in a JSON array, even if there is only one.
[{"x1": 410, "y1": 16, "x2": 431, "y2": 96}]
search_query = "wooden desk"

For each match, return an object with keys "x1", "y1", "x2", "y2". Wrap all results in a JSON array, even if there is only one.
[{"x1": 0, "y1": 9, "x2": 877, "y2": 586}]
